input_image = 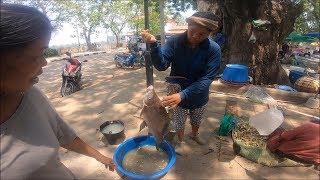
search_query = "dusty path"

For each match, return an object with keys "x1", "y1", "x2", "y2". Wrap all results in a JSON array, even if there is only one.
[{"x1": 37, "y1": 53, "x2": 319, "y2": 179}]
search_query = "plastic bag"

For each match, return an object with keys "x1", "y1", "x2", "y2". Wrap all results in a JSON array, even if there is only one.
[
  {"x1": 252, "y1": 19, "x2": 271, "y2": 28},
  {"x1": 232, "y1": 117, "x2": 304, "y2": 167},
  {"x1": 248, "y1": 32, "x2": 256, "y2": 43},
  {"x1": 218, "y1": 114, "x2": 237, "y2": 136},
  {"x1": 244, "y1": 85, "x2": 277, "y2": 105},
  {"x1": 166, "y1": 82, "x2": 181, "y2": 96},
  {"x1": 275, "y1": 85, "x2": 297, "y2": 92},
  {"x1": 249, "y1": 108, "x2": 284, "y2": 136}
]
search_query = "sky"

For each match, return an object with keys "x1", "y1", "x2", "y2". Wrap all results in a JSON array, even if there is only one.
[{"x1": 49, "y1": 9, "x2": 196, "y2": 47}]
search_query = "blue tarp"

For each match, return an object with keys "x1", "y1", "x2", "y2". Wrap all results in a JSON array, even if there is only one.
[{"x1": 304, "y1": 32, "x2": 320, "y2": 39}]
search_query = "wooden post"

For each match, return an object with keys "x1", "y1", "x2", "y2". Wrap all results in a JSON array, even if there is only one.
[{"x1": 144, "y1": 0, "x2": 154, "y2": 87}]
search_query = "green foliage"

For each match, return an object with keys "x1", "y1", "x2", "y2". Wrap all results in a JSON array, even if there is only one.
[
  {"x1": 126, "y1": 0, "x2": 162, "y2": 35},
  {"x1": 167, "y1": 0, "x2": 196, "y2": 15},
  {"x1": 3, "y1": 0, "x2": 67, "y2": 30},
  {"x1": 103, "y1": 1, "x2": 129, "y2": 37},
  {"x1": 57, "y1": 0, "x2": 107, "y2": 49},
  {"x1": 44, "y1": 48, "x2": 59, "y2": 57},
  {"x1": 294, "y1": 0, "x2": 320, "y2": 33},
  {"x1": 3, "y1": 0, "x2": 193, "y2": 46}
]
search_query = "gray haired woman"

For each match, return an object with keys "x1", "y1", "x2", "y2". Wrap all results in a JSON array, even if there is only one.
[{"x1": 0, "y1": 4, "x2": 114, "y2": 179}]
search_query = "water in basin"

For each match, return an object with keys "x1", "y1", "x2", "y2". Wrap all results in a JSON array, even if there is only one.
[
  {"x1": 101, "y1": 123, "x2": 123, "y2": 134},
  {"x1": 122, "y1": 145, "x2": 168, "y2": 174}
]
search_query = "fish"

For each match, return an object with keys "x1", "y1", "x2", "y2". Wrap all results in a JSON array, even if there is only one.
[{"x1": 139, "y1": 85, "x2": 172, "y2": 149}]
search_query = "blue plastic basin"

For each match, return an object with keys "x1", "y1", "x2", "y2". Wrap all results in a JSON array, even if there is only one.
[
  {"x1": 221, "y1": 64, "x2": 249, "y2": 83},
  {"x1": 113, "y1": 135, "x2": 176, "y2": 180},
  {"x1": 289, "y1": 70, "x2": 306, "y2": 85},
  {"x1": 276, "y1": 85, "x2": 297, "y2": 92}
]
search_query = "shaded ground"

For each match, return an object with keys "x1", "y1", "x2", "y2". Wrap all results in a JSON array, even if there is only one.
[{"x1": 37, "y1": 53, "x2": 319, "y2": 179}]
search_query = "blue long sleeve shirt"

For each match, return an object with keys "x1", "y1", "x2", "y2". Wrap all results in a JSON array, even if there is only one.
[{"x1": 150, "y1": 32, "x2": 221, "y2": 109}]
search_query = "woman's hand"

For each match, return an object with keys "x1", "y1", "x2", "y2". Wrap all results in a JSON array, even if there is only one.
[
  {"x1": 141, "y1": 29, "x2": 157, "y2": 43},
  {"x1": 162, "y1": 93, "x2": 182, "y2": 108},
  {"x1": 62, "y1": 137, "x2": 115, "y2": 172},
  {"x1": 96, "y1": 155, "x2": 115, "y2": 172}
]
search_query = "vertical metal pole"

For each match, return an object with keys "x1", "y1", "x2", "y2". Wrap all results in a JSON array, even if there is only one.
[{"x1": 144, "y1": 0, "x2": 154, "y2": 87}]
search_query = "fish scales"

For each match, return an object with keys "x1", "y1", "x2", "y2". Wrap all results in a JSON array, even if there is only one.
[{"x1": 140, "y1": 86, "x2": 172, "y2": 149}]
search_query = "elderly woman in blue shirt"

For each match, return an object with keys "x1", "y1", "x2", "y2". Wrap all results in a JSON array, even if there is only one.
[{"x1": 141, "y1": 12, "x2": 221, "y2": 151}]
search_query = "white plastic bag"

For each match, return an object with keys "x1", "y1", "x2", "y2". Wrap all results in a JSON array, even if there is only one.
[
  {"x1": 248, "y1": 32, "x2": 256, "y2": 43},
  {"x1": 249, "y1": 108, "x2": 284, "y2": 136},
  {"x1": 244, "y1": 85, "x2": 277, "y2": 105}
]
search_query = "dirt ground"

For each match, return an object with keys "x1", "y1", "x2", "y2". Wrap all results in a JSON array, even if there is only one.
[{"x1": 37, "y1": 53, "x2": 319, "y2": 179}]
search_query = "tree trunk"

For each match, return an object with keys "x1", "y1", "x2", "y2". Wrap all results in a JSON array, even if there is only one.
[
  {"x1": 115, "y1": 34, "x2": 120, "y2": 47},
  {"x1": 159, "y1": 0, "x2": 166, "y2": 45},
  {"x1": 198, "y1": 0, "x2": 303, "y2": 85},
  {"x1": 83, "y1": 29, "x2": 93, "y2": 51},
  {"x1": 85, "y1": 35, "x2": 93, "y2": 51}
]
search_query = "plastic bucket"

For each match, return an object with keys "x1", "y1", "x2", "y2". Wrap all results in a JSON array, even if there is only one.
[
  {"x1": 289, "y1": 70, "x2": 306, "y2": 85},
  {"x1": 113, "y1": 135, "x2": 176, "y2": 180},
  {"x1": 221, "y1": 64, "x2": 249, "y2": 83}
]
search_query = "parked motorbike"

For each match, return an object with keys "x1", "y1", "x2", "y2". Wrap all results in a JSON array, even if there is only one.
[
  {"x1": 114, "y1": 36, "x2": 146, "y2": 68},
  {"x1": 113, "y1": 50, "x2": 145, "y2": 68},
  {"x1": 60, "y1": 52, "x2": 83, "y2": 97}
]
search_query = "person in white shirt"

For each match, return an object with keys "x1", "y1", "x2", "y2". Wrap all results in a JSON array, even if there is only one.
[{"x1": 0, "y1": 4, "x2": 115, "y2": 179}]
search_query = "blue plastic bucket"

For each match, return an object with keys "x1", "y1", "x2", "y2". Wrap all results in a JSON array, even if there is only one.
[
  {"x1": 289, "y1": 70, "x2": 306, "y2": 85},
  {"x1": 221, "y1": 64, "x2": 249, "y2": 83},
  {"x1": 113, "y1": 135, "x2": 176, "y2": 180}
]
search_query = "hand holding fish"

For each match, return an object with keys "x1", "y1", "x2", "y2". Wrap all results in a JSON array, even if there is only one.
[
  {"x1": 162, "y1": 93, "x2": 182, "y2": 108},
  {"x1": 141, "y1": 29, "x2": 157, "y2": 43}
]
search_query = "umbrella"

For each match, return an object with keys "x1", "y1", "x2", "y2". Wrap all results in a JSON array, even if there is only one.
[{"x1": 286, "y1": 32, "x2": 318, "y2": 43}]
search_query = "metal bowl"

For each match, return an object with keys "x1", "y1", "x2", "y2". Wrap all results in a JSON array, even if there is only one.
[{"x1": 99, "y1": 120, "x2": 125, "y2": 144}]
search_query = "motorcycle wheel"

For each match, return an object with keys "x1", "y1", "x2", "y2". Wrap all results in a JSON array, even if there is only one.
[
  {"x1": 61, "y1": 81, "x2": 77, "y2": 97},
  {"x1": 133, "y1": 62, "x2": 142, "y2": 69},
  {"x1": 115, "y1": 61, "x2": 122, "y2": 68}
]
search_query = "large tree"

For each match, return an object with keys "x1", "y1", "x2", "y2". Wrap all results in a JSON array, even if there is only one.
[
  {"x1": 103, "y1": 1, "x2": 131, "y2": 47},
  {"x1": 169, "y1": 0, "x2": 304, "y2": 85},
  {"x1": 58, "y1": 0, "x2": 107, "y2": 51},
  {"x1": 127, "y1": 0, "x2": 162, "y2": 35}
]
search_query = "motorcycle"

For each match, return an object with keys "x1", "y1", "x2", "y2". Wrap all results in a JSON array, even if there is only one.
[
  {"x1": 60, "y1": 52, "x2": 83, "y2": 97},
  {"x1": 113, "y1": 50, "x2": 145, "y2": 68},
  {"x1": 114, "y1": 36, "x2": 146, "y2": 68}
]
